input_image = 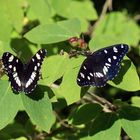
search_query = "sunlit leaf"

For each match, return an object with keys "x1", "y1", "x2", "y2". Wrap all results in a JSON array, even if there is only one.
[
  {"x1": 0, "y1": 81, "x2": 21, "y2": 130},
  {"x1": 24, "y1": 19, "x2": 81, "y2": 44},
  {"x1": 89, "y1": 12, "x2": 140, "y2": 50},
  {"x1": 109, "y1": 57, "x2": 140, "y2": 91}
]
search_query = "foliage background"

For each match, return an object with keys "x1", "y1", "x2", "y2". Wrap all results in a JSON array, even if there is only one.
[{"x1": 0, "y1": 0, "x2": 140, "y2": 140}]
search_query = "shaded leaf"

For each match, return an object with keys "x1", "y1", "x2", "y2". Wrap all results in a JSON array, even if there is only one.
[
  {"x1": 21, "y1": 87, "x2": 55, "y2": 132},
  {"x1": 89, "y1": 112, "x2": 121, "y2": 140},
  {"x1": 118, "y1": 106, "x2": 140, "y2": 140},
  {"x1": 72, "y1": 103, "x2": 102, "y2": 125}
]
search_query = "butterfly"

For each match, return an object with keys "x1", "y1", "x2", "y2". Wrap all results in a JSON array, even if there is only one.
[
  {"x1": 2, "y1": 49, "x2": 47, "y2": 94},
  {"x1": 77, "y1": 44, "x2": 129, "y2": 87}
]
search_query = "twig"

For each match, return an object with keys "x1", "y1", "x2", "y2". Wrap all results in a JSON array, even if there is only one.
[
  {"x1": 83, "y1": 91, "x2": 117, "y2": 112},
  {"x1": 134, "y1": 14, "x2": 140, "y2": 21},
  {"x1": 89, "y1": 0, "x2": 113, "y2": 37},
  {"x1": 54, "y1": 111, "x2": 74, "y2": 129}
]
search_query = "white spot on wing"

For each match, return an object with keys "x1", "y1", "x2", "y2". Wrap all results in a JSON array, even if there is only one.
[
  {"x1": 121, "y1": 44, "x2": 124, "y2": 48},
  {"x1": 36, "y1": 53, "x2": 41, "y2": 60},
  {"x1": 34, "y1": 66, "x2": 37, "y2": 71},
  {"x1": 108, "y1": 58, "x2": 111, "y2": 63},
  {"x1": 89, "y1": 73, "x2": 93, "y2": 77},
  {"x1": 96, "y1": 72, "x2": 104, "y2": 78},
  {"x1": 37, "y1": 63, "x2": 40, "y2": 67},
  {"x1": 13, "y1": 67, "x2": 16, "y2": 72},
  {"x1": 16, "y1": 59, "x2": 18, "y2": 63},
  {"x1": 83, "y1": 66, "x2": 86, "y2": 70},
  {"x1": 25, "y1": 78, "x2": 33, "y2": 88},
  {"x1": 15, "y1": 77, "x2": 21, "y2": 86},
  {"x1": 32, "y1": 58, "x2": 34, "y2": 62},
  {"x1": 77, "y1": 78, "x2": 80, "y2": 82},
  {"x1": 103, "y1": 66, "x2": 108, "y2": 75},
  {"x1": 80, "y1": 72, "x2": 85, "y2": 78},
  {"x1": 9, "y1": 55, "x2": 14, "y2": 62},
  {"x1": 113, "y1": 47, "x2": 118, "y2": 53},
  {"x1": 6, "y1": 53, "x2": 9, "y2": 57},
  {"x1": 40, "y1": 50, "x2": 43, "y2": 53},
  {"x1": 105, "y1": 63, "x2": 111, "y2": 67},
  {"x1": 13, "y1": 73, "x2": 17, "y2": 78},
  {"x1": 31, "y1": 72, "x2": 36, "y2": 80},
  {"x1": 9, "y1": 65, "x2": 12, "y2": 68},
  {"x1": 87, "y1": 76, "x2": 90, "y2": 80},
  {"x1": 113, "y1": 56, "x2": 117, "y2": 60},
  {"x1": 104, "y1": 50, "x2": 107, "y2": 54}
]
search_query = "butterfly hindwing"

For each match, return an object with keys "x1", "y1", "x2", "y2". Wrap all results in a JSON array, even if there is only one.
[
  {"x1": 2, "y1": 49, "x2": 47, "y2": 94},
  {"x1": 77, "y1": 44, "x2": 129, "y2": 87},
  {"x1": 2, "y1": 52, "x2": 23, "y2": 92},
  {"x1": 24, "y1": 49, "x2": 47, "y2": 93}
]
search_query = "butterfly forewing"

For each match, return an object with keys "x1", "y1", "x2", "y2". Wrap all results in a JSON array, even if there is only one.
[
  {"x1": 2, "y1": 49, "x2": 47, "y2": 94},
  {"x1": 77, "y1": 44, "x2": 129, "y2": 87},
  {"x1": 2, "y1": 52, "x2": 24, "y2": 92},
  {"x1": 24, "y1": 49, "x2": 47, "y2": 93}
]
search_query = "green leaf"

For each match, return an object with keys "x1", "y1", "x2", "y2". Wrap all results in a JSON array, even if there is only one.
[
  {"x1": 21, "y1": 87, "x2": 55, "y2": 132},
  {"x1": 72, "y1": 103, "x2": 102, "y2": 125},
  {"x1": 51, "y1": 0, "x2": 97, "y2": 32},
  {"x1": 56, "y1": 56, "x2": 85, "y2": 105},
  {"x1": 0, "y1": 6, "x2": 12, "y2": 47},
  {"x1": 89, "y1": 12, "x2": 140, "y2": 50},
  {"x1": 0, "y1": 122, "x2": 27, "y2": 138},
  {"x1": 118, "y1": 106, "x2": 140, "y2": 140},
  {"x1": 42, "y1": 54, "x2": 69, "y2": 85},
  {"x1": 0, "y1": 0, "x2": 23, "y2": 32},
  {"x1": 14, "y1": 137, "x2": 27, "y2": 140},
  {"x1": 89, "y1": 112, "x2": 121, "y2": 140},
  {"x1": 51, "y1": 0, "x2": 98, "y2": 20},
  {"x1": 24, "y1": 19, "x2": 81, "y2": 44},
  {"x1": 0, "y1": 81, "x2": 21, "y2": 130},
  {"x1": 109, "y1": 57, "x2": 140, "y2": 91},
  {"x1": 27, "y1": 0, "x2": 53, "y2": 23},
  {"x1": 57, "y1": 19, "x2": 81, "y2": 36},
  {"x1": 131, "y1": 96, "x2": 140, "y2": 108}
]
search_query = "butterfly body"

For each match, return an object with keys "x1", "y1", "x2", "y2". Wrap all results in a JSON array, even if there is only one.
[
  {"x1": 2, "y1": 49, "x2": 47, "y2": 94},
  {"x1": 77, "y1": 44, "x2": 129, "y2": 87}
]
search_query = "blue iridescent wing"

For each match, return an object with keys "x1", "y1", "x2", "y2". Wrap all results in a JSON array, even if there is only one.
[{"x1": 77, "y1": 44, "x2": 129, "y2": 87}]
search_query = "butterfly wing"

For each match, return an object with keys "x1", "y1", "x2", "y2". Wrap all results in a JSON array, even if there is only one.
[
  {"x1": 23, "y1": 49, "x2": 47, "y2": 93},
  {"x1": 77, "y1": 44, "x2": 129, "y2": 87},
  {"x1": 2, "y1": 52, "x2": 24, "y2": 92}
]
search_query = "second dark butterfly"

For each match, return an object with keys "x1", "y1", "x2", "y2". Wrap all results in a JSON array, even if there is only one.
[{"x1": 77, "y1": 44, "x2": 129, "y2": 87}]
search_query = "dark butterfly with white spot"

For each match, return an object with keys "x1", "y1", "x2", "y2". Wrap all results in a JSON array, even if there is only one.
[
  {"x1": 2, "y1": 49, "x2": 47, "y2": 94},
  {"x1": 77, "y1": 44, "x2": 129, "y2": 87}
]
